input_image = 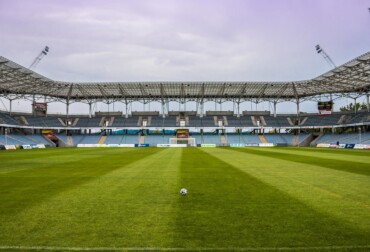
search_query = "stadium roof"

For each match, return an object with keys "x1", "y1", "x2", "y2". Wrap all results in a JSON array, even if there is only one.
[{"x1": 0, "y1": 51, "x2": 369, "y2": 104}]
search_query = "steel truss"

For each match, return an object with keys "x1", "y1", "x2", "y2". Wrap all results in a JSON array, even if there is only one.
[{"x1": 0, "y1": 52, "x2": 369, "y2": 116}]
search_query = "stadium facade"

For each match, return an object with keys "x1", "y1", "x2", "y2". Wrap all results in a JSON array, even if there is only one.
[{"x1": 0, "y1": 52, "x2": 369, "y2": 148}]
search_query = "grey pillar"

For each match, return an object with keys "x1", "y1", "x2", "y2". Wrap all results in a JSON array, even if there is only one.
[
  {"x1": 296, "y1": 99, "x2": 300, "y2": 117},
  {"x1": 273, "y1": 101, "x2": 277, "y2": 118},
  {"x1": 9, "y1": 100, "x2": 12, "y2": 115},
  {"x1": 161, "y1": 101, "x2": 166, "y2": 118},
  {"x1": 66, "y1": 100, "x2": 70, "y2": 118},
  {"x1": 89, "y1": 103, "x2": 92, "y2": 118},
  {"x1": 367, "y1": 94, "x2": 369, "y2": 112},
  {"x1": 125, "y1": 102, "x2": 129, "y2": 118},
  {"x1": 201, "y1": 102, "x2": 204, "y2": 117}
]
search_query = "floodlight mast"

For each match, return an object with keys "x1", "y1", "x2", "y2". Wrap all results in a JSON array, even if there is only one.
[
  {"x1": 315, "y1": 45, "x2": 336, "y2": 68},
  {"x1": 315, "y1": 44, "x2": 337, "y2": 104},
  {"x1": 29, "y1": 46, "x2": 49, "y2": 70}
]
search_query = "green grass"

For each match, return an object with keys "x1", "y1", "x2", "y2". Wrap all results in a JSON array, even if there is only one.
[{"x1": 0, "y1": 147, "x2": 369, "y2": 251}]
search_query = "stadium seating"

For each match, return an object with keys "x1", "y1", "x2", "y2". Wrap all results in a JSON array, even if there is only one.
[
  {"x1": 0, "y1": 112, "x2": 20, "y2": 125},
  {"x1": 1, "y1": 111, "x2": 369, "y2": 128},
  {"x1": 226, "y1": 134, "x2": 244, "y2": 144},
  {"x1": 241, "y1": 134, "x2": 262, "y2": 144},
  {"x1": 317, "y1": 133, "x2": 367, "y2": 144},
  {"x1": 104, "y1": 135, "x2": 125, "y2": 144},
  {"x1": 0, "y1": 134, "x2": 51, "y2": 146},
  {"x1": 144, "y1": 135, "x2": 172, "y2": 145},
  {"x1": 202, "y1": 135, "x2": 221, "y2": 145}
]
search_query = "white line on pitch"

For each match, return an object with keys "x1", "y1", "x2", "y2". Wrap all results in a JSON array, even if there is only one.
[{"x1": 0, "y1": 245, "x2": 370, "y2": 251}]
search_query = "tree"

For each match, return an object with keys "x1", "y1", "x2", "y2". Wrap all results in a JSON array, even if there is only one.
[{"x1": 339, "y1": 102, "x2": 368, "y2": 112}]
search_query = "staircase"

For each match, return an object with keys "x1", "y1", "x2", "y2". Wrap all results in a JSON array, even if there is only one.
[
  {"x1": 310, "y1": 133, "x2": 324, "y2": 146},
  {"x1": 223, "y1": 116, "x2": 228, "y2": 126},
  {"x1": 300, "y1": 117, "x2": 308, "y2": 125},
  {"x1": 109, "y1": 117, "x2": 115, "y2": 126},
  {"x1": 251, "y1": 116, "x2": 257, "y2": 126},
  {"x1": 137, "y1": 116, "x2": 143, "y2": 127},
  {"x1": 99, "y1": 117, "x2": 106, "y2": 127},
  {"x1": 67, "y1": 136, "x2": 74, "y2": 146},
  {"x1": 72, "y1": 118, "x2": 79, "y2": 126},
  {"x1": 287, "y1": 117, "x2": 294, "y2": 126},
  {"x1": 147, "y1": 116, "x2": 151, "y2": 126},
  {"x1": 259, "y1": 116, "x2": 266, "y2": 126},
  {"x1": 58, "y1": 118, "x2": 66, "y2": 126},
  {"x1": 220, "y1": 135, "x2": 227, "y2": 145},
  {"x1": 292, "y1": 135, "x2": 299, "y2": 146},
  {"x1": 258, "y1": 135, "x2": 268, "y2": 143},
  {"x1": 214, "y1": 116, "x2": 218, "y2": 126},
  {"x1": 18, "y1": 116, "x2": 29, "y2": 125},
  {"x1": 139, "y1": 135, "x2": 145, "y2": 144},
  {"x1": 98, "y1": 135, "x2": 107, "y2": 144},
  {"x1": 337, "y1": 115, "x2": 349, "y2": 125},
  {"x1": 185, "y1": 116, "x2": 189, "y2": 126}
]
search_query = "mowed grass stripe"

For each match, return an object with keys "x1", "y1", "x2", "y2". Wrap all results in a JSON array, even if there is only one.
[
  {"x1": 228, "y1": 147, "x2": 370, "y2": 176},
  {"x1": 174, "y1": 148, "x2": 369, "y2": 248},
  {"x1": 282, "y1": 147, "x2": 370, "y2": 157},
  {"x1": 0, "y1": 148, "x2": 163, "y2": 215},
  {"x1": 0, "y1": 148, "x2": 142, "y2": 174},
  {"x1": 203, "y1": 148, "x2": 370, "y2": 232},
  {"x1": 0, "y1": 148, "x2": 181, "y2": 247},
  {"x1": 246, "y1": 147, "x2": 370, "y2": 165}
]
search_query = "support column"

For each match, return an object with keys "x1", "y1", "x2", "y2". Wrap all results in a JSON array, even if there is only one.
[
  {"x1": 161, "y1": 101, "x2": 166, "y2": 118},
  {"x1": 9, "y1": 99, "x2": 12, "y2": 116},
  {"x1": 273, "y1": 101, "x2": 277, "y2": 118},
  {"x1": 367, "y1": 94, "x2": 369, "y2": 112},
  {"x1": 88, "y1": 102, "x2": 92, "y2": 118},
  {"x1": 66, "y1": 100, "x2": 70, "y2": 118},
  {"x1": 237, "y1": 102, "x2": 240, "y2": 118},
  {"x1": 354, "y1": 98, "x2": 357, "y2": 113},
  {"x1": 125, "y1": 102, "x2": 129, "y2": 118},
  {"x1": 296, "y1": 99, "x2": 300, "y2": 117},
  {"x1": 32, "y1": 94, "x2": 36, "y2": 116}
]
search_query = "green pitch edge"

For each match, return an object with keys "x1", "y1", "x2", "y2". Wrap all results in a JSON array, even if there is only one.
[
  {"x1": 202, "y1": 147, "x2": 370, "y2": 235},
  {"x1": 0, "y1": 148, "x2": 163, "y2": 215},
  {"x1": 227, "y1": 147, "x2": 370, "y2": 176},
  {"x1": 0, "y1": 148, "x2": 179, "y2": 247}
]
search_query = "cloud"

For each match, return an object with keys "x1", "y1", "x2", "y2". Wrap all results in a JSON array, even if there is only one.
[{"x1": 0, "y1": 0, "x2": 369, "y2": 113}]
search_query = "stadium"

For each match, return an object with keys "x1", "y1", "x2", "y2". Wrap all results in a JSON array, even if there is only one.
[
  {"x1": 0, "y1": 50, "x2": 369, "y2": 251},
  {"x1": 0, "y1": 52, "x2": 370, "y2": 149},
  {"x1": 1, "y1": 1, "x2": 370, "y2": 251}
]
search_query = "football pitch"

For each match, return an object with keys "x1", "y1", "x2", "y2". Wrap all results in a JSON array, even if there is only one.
[{"x1": 0, "y1": 147, "x2": 369, "y2": 251}]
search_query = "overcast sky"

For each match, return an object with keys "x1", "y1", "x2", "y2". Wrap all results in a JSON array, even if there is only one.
[{"x1": 0, "y1": 0, "x2": 369, "y2": 114}]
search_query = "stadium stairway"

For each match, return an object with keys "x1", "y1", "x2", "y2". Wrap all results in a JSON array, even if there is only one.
[
  {"x1": 220, "y1": 135, "x2": 227, "y2": 145},
  {"x1": 139, "y1": 135, "x2": 145, "y2": 144},
  {"x1": 258, "y1": 134, "x2": 268, "y2": 143},
  {"x1": 67, "y1": 136, "x2": 74, "y2": 146},
  {"x1": 292, "y1": 135, "x2": 299, "y2": 146},
  {"x1": 310, "y1": 133, "x2": 324, "y2": 146},
  {"x1": 251, "y1": 116, "x2": 257, "y2": 126},
  {"x1": 98, "y1": 135, "x2": 107, "y2": 144},
  {"x1": 6, "y1": 135, "x2": 29, "y2": 145}
]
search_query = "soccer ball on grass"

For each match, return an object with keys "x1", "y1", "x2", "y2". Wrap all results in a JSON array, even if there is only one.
[{"x1": 180, "y1": 188, "x2": 187, "y2": 196}]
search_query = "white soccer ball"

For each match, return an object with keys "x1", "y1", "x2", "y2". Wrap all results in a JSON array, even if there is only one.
[{"x1": 180, "y1": 188, "x2": 187, "y2": 196}]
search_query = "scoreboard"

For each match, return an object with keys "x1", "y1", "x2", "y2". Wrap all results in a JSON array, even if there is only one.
[{"x1": 318, "y1": 101, "x2": 333, "y2": 115}]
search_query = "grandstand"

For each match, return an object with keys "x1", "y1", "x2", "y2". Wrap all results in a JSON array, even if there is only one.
[{"x1": 0, "y1": 52, "x2": 369, "y2": 148}]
